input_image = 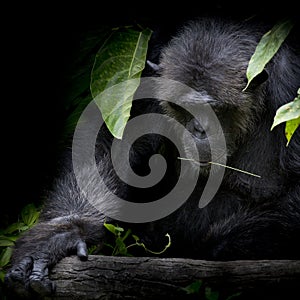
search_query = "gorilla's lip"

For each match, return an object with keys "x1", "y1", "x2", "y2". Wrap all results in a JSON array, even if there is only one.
[
  {"x1": 198, "y1": 152, "x2": 228, "y2": 168},
  {"x1": 178, "y1": 153, "x2": 227, "y2": 167},
  {"x1": 199, "y1": 161, "x2": 210, "y2": 167}
]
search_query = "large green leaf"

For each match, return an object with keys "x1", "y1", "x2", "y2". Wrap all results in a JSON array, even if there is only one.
[
  {"x1": 271, "y1": 88, "x2": 300, "y2": 145},
  {"x1": 243, "y1": 19, "x2": 294, "y2": 91},
  {"x1": 90, "y1": 27, "x2": 152, "y2": 139}
]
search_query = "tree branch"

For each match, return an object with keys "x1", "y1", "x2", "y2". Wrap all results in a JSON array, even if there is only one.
[{"x1": 47, "y1": 255, "x2": 300, "y2": 299}]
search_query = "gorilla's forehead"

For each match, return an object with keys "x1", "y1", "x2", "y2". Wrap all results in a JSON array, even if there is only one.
[{"x1": 161, "y1": 18, "x2": 260, "y2": 69}]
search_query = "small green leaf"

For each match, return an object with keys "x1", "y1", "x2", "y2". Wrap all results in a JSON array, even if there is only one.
[
  {"x1": 114, "y1": 226, "x2": 125, "y2": 234},
  {"x1": 0, "y1": 236, "x2": 15, "y2": 247},
  {"x1": 132, "y1": 234, "x2": 140, "y2": 242},
  {"x1": 271, "y1": 98, "x2": 300, "y2": 130},
  {"x1": 21, "y1": 204, "x2": 40, "y2": 227},
  {"x1": 285, "y1": 117, "x2": 300, "y2": 145},
  {"x1": 103, "y1": 243, "x2": 114, "y2": 250},
  {"x1": 0, "y1": 247, "x2": 12, "y2": 267},
  {"x1": 91, "y1": 27, "x2": 152, "y2": 139},
  {"x1": 88, "y1": 245, "x2": 98, "y2": 255},
  {"x1": 0, "y1": 270, "x2": 6, "y2": 282},
  {"x1": 244, "y1": 19, "x2": 294, "y2": 91},
  {"x1": 104, "y1": 223, "x2": 117, "y2": 235},
  {"x1": 271, "y1": 88, "x2": 300, "y2": 145},
  {"x1": 205, "y1": 287, "x2": 220, "y2": 300},
  {"x1": 182, "y1": 280, "x2": 203, "y2": 295},
  {"x1": 3, "y1": 222, "x2": 26, "y2": 234},
  {"x1": 115, "y1": 237, "x2": 128, "y2": 256},
  {"x1": 121, "y1": 229, "x2": 132, "y2": 242}
]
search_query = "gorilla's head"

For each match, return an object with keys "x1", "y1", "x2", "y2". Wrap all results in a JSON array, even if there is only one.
[{"x1": 155, "y1": 18, "x2": 270, "y2": 172}]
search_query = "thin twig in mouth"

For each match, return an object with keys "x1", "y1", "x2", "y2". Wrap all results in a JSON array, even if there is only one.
[{"x1": 177, "y1": 157, "x2": 261, "y2": 178}]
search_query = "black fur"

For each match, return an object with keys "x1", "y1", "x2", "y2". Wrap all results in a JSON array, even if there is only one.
[{"x1": 5, "y1": 17, "x2": 300, "y2": 298}]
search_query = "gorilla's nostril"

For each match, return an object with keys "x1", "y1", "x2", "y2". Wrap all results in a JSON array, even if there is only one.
[{"x1": 193, "y1": 119, "x2": 207, "y2": 139}]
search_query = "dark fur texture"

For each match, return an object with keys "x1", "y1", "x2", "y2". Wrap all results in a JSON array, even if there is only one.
[{"x1": 5, "y1": 17, "x2": 300, "y2": 298}]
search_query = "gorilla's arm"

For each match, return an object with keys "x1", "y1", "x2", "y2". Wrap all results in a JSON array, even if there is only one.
[{"x1": 5, "y1": 157, "x2": 114, "y2": 297}]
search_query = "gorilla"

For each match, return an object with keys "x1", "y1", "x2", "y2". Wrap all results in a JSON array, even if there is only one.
[{"x1": 5, "y1": 16, "x2": 300, "y2": 297}]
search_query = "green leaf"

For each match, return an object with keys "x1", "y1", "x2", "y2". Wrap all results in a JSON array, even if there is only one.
[
  {"x1": 91, "y1": 27, "x2": 152, "y2": 139},
  {"x1": 0, "y1": 270, "x2": 6, "y2": 282},
  {"x1": 285, "y1": 117, "x2": 300, "y2": 145},
  {"x1": 271, "y1": 88, "x2": 300, "y2": 145},
  {"x1": 0, "y1": 236, "x2": 15, "y2": 247},
  {"x1": 132, "y1": 234, "x2": 140, "y2": 242},
  {"x1": 271, "y1": 96, "x2": 300, "y2": 129},
  {"x1": 182, "y1": 280, "x2": 203, "y2": 294},
  {"x1": 0, "y1": 247, "x2": 12, "y2": 267},
  {"x1": 21, "y1": 204, "x2": 40, "y2": 227},
  {"x1": 104, "y1": 223, "x2": 117, "y2": 235},
  {"x1": 114, "y1": 226, "x2": 125, "y2": 234},
  {"x1": 121, "y1": 229, "x2": 132, "y2": 242},
  {"x1": 244, "y1": 19, "x2": 294, "y2": 91},
  {"x1": 115, "y1": 237, "x2": 128, "y2": 256},
  {"x1": 205, "y1": 287, "x2": 219, "y2": 300},
  {"x1": 3, "y1": 222, "x2": 26, "y2": 234}
]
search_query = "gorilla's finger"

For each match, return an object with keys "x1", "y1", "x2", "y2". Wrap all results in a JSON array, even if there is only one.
[
  {"x1": 6, "y1": 256, "x2": 33, "y2": 283},
  {"x1": 77, "y1": 240, "x2": 88, "y2": 260},
  {"x1": 4, "y1": 256, "x2": 33, "y2": 297},
  {"x1": 29, "y1": 258, "x2": 55, "y2": 296}
]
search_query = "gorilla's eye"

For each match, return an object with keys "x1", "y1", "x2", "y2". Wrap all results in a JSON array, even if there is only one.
[{"x1": 168, "y1": 102, "x2": 186, "y2": 113}]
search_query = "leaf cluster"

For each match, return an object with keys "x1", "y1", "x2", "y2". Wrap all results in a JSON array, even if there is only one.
[
  {"x1": 0, "y1": 204, "x2": 40, "y2": 282},
  {"x1": 244, "y1": 19, "x2": 299, "y2": 145}
]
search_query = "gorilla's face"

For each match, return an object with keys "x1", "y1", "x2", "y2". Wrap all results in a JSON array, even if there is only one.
[
  {"x1": 159, "y1": 92, "x2": 238, "y2": 172},
  {"x1": 155, "y1": 19, "x2": 267, "y2": 173}
]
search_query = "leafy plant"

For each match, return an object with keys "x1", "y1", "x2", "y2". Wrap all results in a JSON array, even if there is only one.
[
  {"x1": 103, "y1": 222, "x2": 171, "y2": 256},
  {"x1": 0, "y1": 204, "x2": 40, "y2": 282},
  {"x1": 243, "y1": 18, "x2": 299, "y2": 145}
]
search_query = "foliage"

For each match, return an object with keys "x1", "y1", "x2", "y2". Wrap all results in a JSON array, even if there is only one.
[
  {"x1": 271, "y1": 88, "x2": 300, "y2": 145},
  {"x1": 0, "y1": 204, "x2": 40, "y2": 282},
  {"x1": 102, "y1": 222, "x2": 171, "y2": 256},
  {"x1": 90, "y1": 26, "x2": 152, "y2": 139},
  {"x1": 182, "y1": 280, "x2": 241, "y2": 300},
  {"x1": 243, "y1": 19, "x2": 294, "y2": 91},
  {"x1": 243, "y1": 18, "x2": 299, "y2": 145}
]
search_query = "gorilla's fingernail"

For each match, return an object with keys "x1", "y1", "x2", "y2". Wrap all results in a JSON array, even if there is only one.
[{"x1": 77, "y1": 241, "x2": 88, "y2": 260}]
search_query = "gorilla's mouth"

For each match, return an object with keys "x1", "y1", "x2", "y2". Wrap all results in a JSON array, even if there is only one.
[
  {"x1": 199, "y1": 161, "x2": 210, "y2": 167},
  {"x1": 179, "y1": 151, "x2": 227, "y2": 168}
]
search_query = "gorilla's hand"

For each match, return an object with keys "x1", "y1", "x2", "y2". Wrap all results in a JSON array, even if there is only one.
[{"x1": 5, "y1": 216, "x2": 106, "y2": 298}]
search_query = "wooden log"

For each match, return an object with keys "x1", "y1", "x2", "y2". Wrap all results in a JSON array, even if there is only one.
[{"x1": 47, "y1": 255, "x2": 300, "y2": 300}]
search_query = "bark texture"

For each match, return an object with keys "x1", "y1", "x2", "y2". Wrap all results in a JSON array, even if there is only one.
[{"x1": 46, "y1": 255, "x2": 300, "y2": 300}]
